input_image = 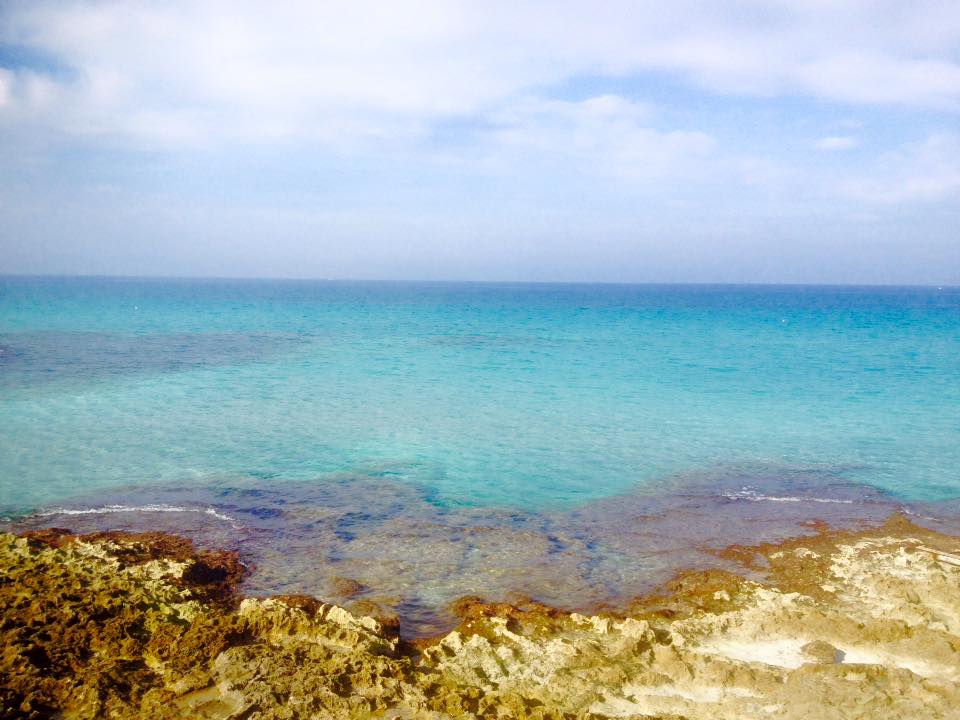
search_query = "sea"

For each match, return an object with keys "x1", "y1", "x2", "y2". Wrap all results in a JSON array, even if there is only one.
[{"x1": 2, "y1": 277, "x2": 958, "y2": 634}]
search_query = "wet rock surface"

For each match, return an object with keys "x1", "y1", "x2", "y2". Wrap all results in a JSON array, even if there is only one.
[{"x1": 2, "y1": 514, "x2": 960, "y2": 719}]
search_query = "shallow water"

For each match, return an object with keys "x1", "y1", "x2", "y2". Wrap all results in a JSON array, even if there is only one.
[
  {"x1": 7, "y1": 470, "x2": 960, "y2": 635},
  {"x1": 2, "y1": 278, "x2": 959, "y2": 633}
]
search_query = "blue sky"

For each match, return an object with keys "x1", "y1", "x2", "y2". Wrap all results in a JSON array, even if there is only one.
[{"x1": 1, "y1": 1, "x2": 958, "y2": 283}]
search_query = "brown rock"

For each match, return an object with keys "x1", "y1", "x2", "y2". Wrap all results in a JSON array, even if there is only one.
[
  {"x1": 802, "y1": 640, "x2": 844, "y2": 664},
  {"x1": 331, "y1": 576, "x2": 366, "y2": 597},
  {"x1": 2, "y1": 516, "x2": 960, "y2": 719}
]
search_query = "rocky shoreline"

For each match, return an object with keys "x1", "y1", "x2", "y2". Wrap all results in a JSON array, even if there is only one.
[{"x1": 2, "y1": 515, "x2": 959, "y2": 719}]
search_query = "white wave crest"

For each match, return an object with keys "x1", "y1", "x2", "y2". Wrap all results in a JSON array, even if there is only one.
[
  {"x1": 724, "y1": 489, "x2": 854, "y2": 505},
  {"x1": 901, "y1": 507, "x2": 939, "y2": 521},
  {"x1": 34, "y1": 503, "x2": 241, "y2": 525}
]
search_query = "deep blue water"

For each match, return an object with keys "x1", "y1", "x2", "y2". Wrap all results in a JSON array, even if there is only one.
[{"x1": 2, "y1": 277, "x2": 958, "y2": 632}]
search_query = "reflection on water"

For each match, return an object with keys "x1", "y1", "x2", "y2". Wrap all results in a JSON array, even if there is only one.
[{"x1": 7, "y1": 468, "x2": 957, "y2": 637}]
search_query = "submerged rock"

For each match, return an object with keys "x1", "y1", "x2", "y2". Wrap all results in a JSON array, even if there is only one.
[{"x1": 2, "y1": 515, "x2": 959, "y2": 719}]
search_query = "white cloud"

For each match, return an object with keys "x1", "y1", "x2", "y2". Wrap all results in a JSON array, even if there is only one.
[
  {"x1": 840, "y1": 133, "x2": 960, "y2": 203},
  {"x1": 0, "y1": 68, "x2": 11, "y2": 109},
  {"x1": 0, "y1": 66, "x2": 61, "y2": 117},
  {"x1": 816, "y1": 136, "x2": 858, "y2": 151},
  {"x1": 796, "y1": 53, "x2": 960, "y2": 107},
  {"x1": 1, "y1": 1, "x2": 960, "y2": 148},
  {"x1": 478, "y1": 95, "x2": 714, "y2": 182}
]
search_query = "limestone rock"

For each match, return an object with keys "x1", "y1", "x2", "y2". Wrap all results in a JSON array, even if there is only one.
[{"x1": 2, "y1": 515, "x2": 960, "y2": 719}]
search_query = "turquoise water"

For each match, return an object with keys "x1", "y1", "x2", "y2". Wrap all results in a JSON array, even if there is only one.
[
  {"x1": 2, "y1": 278, "x2": 959, "y2": 631},
  {"x1": 2, "y1": 277, "x2": 958, "y2": 511}
]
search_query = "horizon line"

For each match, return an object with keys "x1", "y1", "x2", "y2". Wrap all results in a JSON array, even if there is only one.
[{"x1": 0, "y1": 273, "x2": 957, "y2": 290}]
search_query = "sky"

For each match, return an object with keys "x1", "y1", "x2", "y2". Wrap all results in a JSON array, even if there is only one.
[{"x1": 1, "y1": 1, "x2": 958, "y2": 284}]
